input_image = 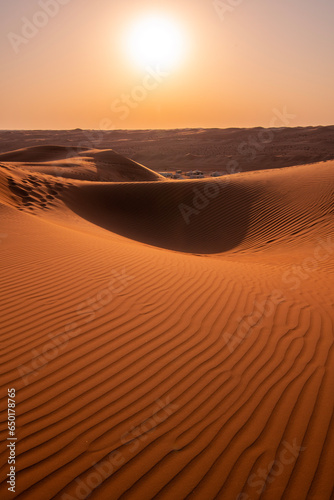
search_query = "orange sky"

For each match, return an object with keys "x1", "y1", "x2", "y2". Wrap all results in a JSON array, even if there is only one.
[{"x1": 1, "y1": 0, "x2": 334, "y2": 129}]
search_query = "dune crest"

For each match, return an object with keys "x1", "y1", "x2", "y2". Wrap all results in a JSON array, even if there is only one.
[{"x1": 0, "y1": 145, "x2": 165, "y2": 182}]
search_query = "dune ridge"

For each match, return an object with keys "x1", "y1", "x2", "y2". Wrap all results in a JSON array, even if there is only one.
[
  {"x1": 1, "y1": 127, "x2": 333, "y2": 175},
  {"x1": 0, "y1": 146, "x2": 333, "y2": 499},
  {"x1": 0, "y1": 146, "x2": 165, "y2": 182}
]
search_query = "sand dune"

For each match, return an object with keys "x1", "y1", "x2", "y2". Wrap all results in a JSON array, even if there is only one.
[
  {"x1": 0, "y1": 146, "x2": 164, "y2": 182},
  {"x1": 0, "y1": 145, "x2": 89, "y2": 163},
  {"x1": 65, "y1": 161, "x2": 334, "y2": 253},
  {"x1": 0, "y1": 146, "x2": 333, "y2": 499},
  {"x1": 1, "y1": 127, "x2": 333, "y2": 175}
]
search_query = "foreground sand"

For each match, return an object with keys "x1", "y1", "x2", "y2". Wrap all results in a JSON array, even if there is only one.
[{"x1": 0, "y1": 145, "x2": 334, "y2": 499}]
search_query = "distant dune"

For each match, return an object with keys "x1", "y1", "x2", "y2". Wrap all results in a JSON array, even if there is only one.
[
  {"x1": 1, "y1": 126, "x2": 334, "y2": 174},
  {"x1": 0, "y1": 145, "x2": 165, "y2": 182},
  {"x1": 0, "y1": 134, "x2": 333, "y2": 499},
  {"x1": 0, "y1": 145, "x2": 88, "y2": 163}
]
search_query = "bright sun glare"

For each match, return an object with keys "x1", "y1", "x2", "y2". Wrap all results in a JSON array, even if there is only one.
[{"x1": 127, "y1": 15, "x2": 186, "y2": 70}]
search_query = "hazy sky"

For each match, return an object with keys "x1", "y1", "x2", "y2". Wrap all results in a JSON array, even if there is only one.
[{"x1": 1, "y1": 0, "x2": 333, "y2": 129}]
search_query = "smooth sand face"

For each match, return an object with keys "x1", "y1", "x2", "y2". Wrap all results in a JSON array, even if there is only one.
[{"x1": 0, "y1": 134, "x2": 333, "y2": 500}]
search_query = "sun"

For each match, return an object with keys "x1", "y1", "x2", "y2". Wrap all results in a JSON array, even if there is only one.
[{"x1": 126, "y1": 14, "x2": 186, "y2": 71}]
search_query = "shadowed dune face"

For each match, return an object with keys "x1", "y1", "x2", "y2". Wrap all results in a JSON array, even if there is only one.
[
  {"x1": 64, "y1": 161, "x2": 334, "y2": 254},
  {"x1": 91, "y1": 149, "x2": 165, "y2": 182},
  {"x1": 65, "y1": 180, "x2": 252, "y2": 253}
]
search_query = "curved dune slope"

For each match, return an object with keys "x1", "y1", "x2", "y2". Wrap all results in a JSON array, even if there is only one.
[
  {"x1": 65, "y1": 162, "x2": 334, "y2": 253},
  {"x1": 0, "y1": 160, "x2": 333, "y2": 500},
  {"x1": 0, "y1": 145, "x2": 87, "y2": 162},
  {"x1": 0, "y1": 146, "x2": 164, "y2": 182}
]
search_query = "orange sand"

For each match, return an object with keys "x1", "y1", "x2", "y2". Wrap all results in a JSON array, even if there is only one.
[{"x1": 0, "y1": 142, "x2": 333, "y2": 499}]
